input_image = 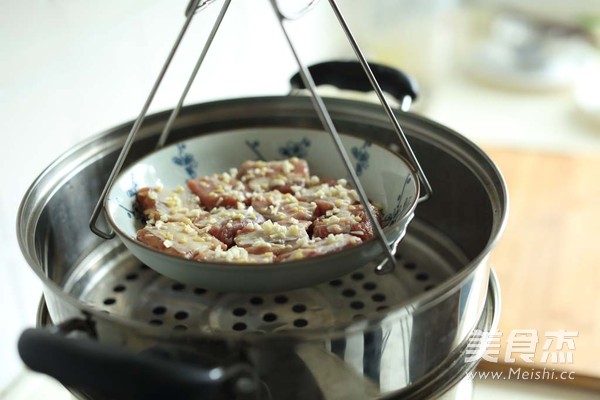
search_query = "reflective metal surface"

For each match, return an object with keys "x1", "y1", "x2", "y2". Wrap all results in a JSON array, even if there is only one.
[
  {"x1": 18, "y1": 96, "x2": 508, "y2": 398},
  {"x1": 63, "y1": 220, "x2": 460, "y2": 333},
  {"x1": 36, "y1": 272, "x2": 499, "y2": 399}
]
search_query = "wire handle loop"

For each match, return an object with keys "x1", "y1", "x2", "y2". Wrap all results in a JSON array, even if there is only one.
[
  {"x1": 89, "y1": 0, "x2": 214, "y2": 239},
  {"x1": 90, "y1": 0, "x2": 431, "y2": 277}
]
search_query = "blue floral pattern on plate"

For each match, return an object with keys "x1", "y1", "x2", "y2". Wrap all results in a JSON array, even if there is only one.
[
  {"x1": 245, "y1": 139, "x2": 266, "y2": 161},
  {"x1": 351, "y1": 141, "x2": 372, "y2": 177},
  {"x1": 120, "y1": 174, "x2": 143, "y2": 220},
  {"x1": 382, "y1": 175, "x2": 413, "y2": 225},
  {"x1": 172, "y1": 143, "x2": 198, "y2": 179},
  {"x1": 126, "y1": 176, "x2": 138, "y2": 198},
  {"x1": 279, "y1": 137, "x2": 311, "y2": 158}
]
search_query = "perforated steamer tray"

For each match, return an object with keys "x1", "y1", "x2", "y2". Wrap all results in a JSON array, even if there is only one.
[{"x1": 66, "y1": 220, "x2": 460, "y2": 334}]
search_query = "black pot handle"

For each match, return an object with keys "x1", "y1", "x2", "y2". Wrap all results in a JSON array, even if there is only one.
[
  {"x1": 289, "y1": 61, "x2": 418, "y2": 110},
  {"x1": 18, "y1": 321, "x2": 259, "y2": 400},
  {"x1": 289, "y1": 60, "x2": 432, "y2": 202}
]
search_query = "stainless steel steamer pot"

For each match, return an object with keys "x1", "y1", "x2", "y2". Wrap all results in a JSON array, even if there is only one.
[
  {"x1": 32, "y1": 276, "x2": 500, "y2": 400},
  {"x1": 17, "y1": 96, "x2": 507, "y2": 399}
]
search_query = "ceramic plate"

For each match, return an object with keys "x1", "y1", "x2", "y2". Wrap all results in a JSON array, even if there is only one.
[{"x1": 105, "y1": 128, "x2": 419, "y2": 292}]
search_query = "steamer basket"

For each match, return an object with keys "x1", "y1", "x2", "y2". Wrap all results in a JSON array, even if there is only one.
[{"x1": 17, "y1": 96, "x2": 507, "y2": 399}]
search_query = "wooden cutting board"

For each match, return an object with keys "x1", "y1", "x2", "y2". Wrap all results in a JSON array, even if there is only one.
[{"x1": 477, "y1": 148, "x2": 600, "y2": 389}]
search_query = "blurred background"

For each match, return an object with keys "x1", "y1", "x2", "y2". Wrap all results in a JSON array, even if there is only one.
[{"x1": 1, "y1": 0, "x2": 599, "y2": 398}]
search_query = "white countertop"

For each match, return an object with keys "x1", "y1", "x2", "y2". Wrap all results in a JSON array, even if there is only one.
[
  {"x1": 1, "y1": 0, "x2": 598, "y2": 398},
  {"x1": 2, "y1": 371, "x2": 600, "y2": 400}
]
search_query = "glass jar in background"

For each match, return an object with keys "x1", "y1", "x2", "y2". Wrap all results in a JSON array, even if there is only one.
[
  {"x1": 326, "y1": 0, "x2": 461, "y2": 110},
  {"x1": 456, "y1": 0, "x2": 599, "y2": 91}
]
